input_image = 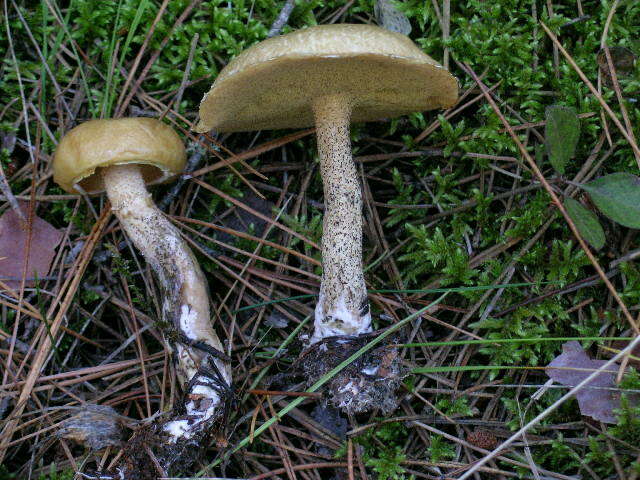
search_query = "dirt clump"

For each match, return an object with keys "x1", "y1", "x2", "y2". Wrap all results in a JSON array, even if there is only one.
[{"x1": 299, "y1": 332, "x2": 406, "y2": 414}]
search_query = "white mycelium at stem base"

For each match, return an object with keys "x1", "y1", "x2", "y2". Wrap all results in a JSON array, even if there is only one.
[
  {"x1": 312, "y1": 94, "x2": 372, "y2": 343},
  {"x1": 102, "y1": 164, "x2": 231, "y2": 441}
]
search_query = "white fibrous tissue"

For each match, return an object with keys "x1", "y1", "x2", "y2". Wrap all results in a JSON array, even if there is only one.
[
  {"x1": 163, "y1": 419, "x2": 191, "y2": 441},
  {"x1": 338, "y1": 380, "x2": 357, "y2": 395},
  {"x1": 163, "y1": 376, "x2": 222, "y2": 443},
  {"x1": 179, "y1": 304, "x2": 199, "y2": 340},
  {"x1": 312, "y1": 291, "x2": 372, "y2": 342},
  {"x1": 361, "y1": 366, "x2": 378, "y2": 376}
]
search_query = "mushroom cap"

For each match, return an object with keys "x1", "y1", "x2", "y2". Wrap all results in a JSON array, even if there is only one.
[
  {"x1": 53, "y1": 118, "x2": 186, "y2": 194},
  {"x1": 195, "y1": 24, "x2": 458, "y2": 133}
]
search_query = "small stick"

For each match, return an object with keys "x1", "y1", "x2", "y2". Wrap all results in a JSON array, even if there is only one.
[
  {"x1": 601, "y1": 45, "x2": 639, "y2": 165},
  {"x1": 347, "y1": 439, "x2": 355, "y2": 480},
  {"x1": 158, "y1": 138, "x2": 207, "y2": 211},
  {"x1": 0, "y1": 163, "x2": 24, "y2": 222},
  {"x1": 160, "y1": 33, "x2": 199, "y2": 120},
  {"x1": 267, "y1": 0, "x2": 296, "y2": 38},
  {"x1": 442, "y1": 0, "x2": 450, "y2": 69},
  {"x1": 114, "y1": 0, "x2": 171, "y2": 116}
]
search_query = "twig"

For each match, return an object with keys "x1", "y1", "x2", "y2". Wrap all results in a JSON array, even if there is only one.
[
  {"x1": 0, "y1": 163, "x2": 24, "y2": 222},
  {"x1": 191, "y1": 129, "x2": 314, "y2": 178},
  {"x1": 190, "y1": 177, "x2": 320, "y2": 250},
  {"x1": 545, "y1": 0, "x2": 559, "y2": 78},
  {"x1": 161, "y1": 33, "x2": 199, "y2": 120},
  {"x1": 442, "y1": 0, "x2": 450, "y2": 69},
  {"x1": 248, "y1": 390, "x2": 322, "y2": 398},
  {"x1": 602, "y1": 45, "x2": 639, "y2": 165},
  {"x1": 116, "y1": 0, "x2": 203, "y2": 117},
  {"x1": 3, "y1": 0, "x2": 33, "y2": 169},
  {"x1": 493, "y1": 269, "x2": 618, "y2": 318},
  {"x1": 0, "y1": 206, "x2": 111, "y2": 462},
  {"x1": 267, "y1": 0, "x2": 296, "y2": 38},
  {"x1": 114, "y1": 0, "x2": 171, "y2": 117}
]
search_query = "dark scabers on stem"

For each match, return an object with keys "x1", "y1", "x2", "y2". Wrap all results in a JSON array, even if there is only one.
[{"x1": 311, "y1": 94, "x2": 372, "y2": 342}]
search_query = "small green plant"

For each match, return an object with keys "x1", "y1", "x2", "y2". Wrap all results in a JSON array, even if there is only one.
[
  {"x1": 435, "y1": 395, "x2": 473, "y2": 417},
  {"x1": 536, "y1": 434, "x2": 582, "y2": 473},
  {"x1": 365, "y1": 447, "x2": 407, "y2": 480},
  {"x1": 38, "y1": 467, "x2": 74, "y2": 480},
  {"x1": 609, "y1": 369, "x2": 640, "y2": 446},
  {"x1": 583, "y1": 437, "x2": 616, "y2": 477},
  {"x1": 353, "y1": 422, "x2": 410, "y2": 480},
  {"x1": 0, "y1": 464, "x2": 75, "y2": 480},
  {"x1": 427, "y1": 434, "x2": 455, "y2": 463},
  {"x1": 399, "y1": 225, "x2": 478, "y2": 286},
  {"x1": 0, "y1": 465, "x2": 14, "y2": 480},
  {"x1": 280, "y1": 211, "x2": 323, "y2": 268},
  {"x1": 386, "y1": 168, "x2": 424, "y2": 227}
]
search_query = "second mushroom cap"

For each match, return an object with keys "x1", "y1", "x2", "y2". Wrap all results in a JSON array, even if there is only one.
[{"x1": 53, "y1": 118, "x2": 186, "y2": 194}]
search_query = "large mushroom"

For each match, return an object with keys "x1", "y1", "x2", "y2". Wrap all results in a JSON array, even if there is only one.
[
  {"x1": 53, "y1": 118, "x2": 232, "y2": 476},
  {"x1": 196, "y1": 24, "x2": 458, "y2": 412}
]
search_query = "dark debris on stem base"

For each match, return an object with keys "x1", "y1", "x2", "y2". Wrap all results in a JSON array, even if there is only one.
[{"x1": 299, "y1": 330, "x2": 406, "y2": 415}]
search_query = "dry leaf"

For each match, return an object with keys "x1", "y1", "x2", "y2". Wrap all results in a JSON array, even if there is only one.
[
  {"x1": 546, "y1": 341, "x2": 620, "y2": 423},
  {"x1": 0, "y1": 202, "x2": 64, "y2": 290}
]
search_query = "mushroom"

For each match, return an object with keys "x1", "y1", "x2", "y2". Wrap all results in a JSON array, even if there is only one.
[
  {"x1": 53, "y1": 118, "x2": 232, "y2": 452},
  {"x1": 196, "y1": 24, "x2": 457, "y2": 342}
]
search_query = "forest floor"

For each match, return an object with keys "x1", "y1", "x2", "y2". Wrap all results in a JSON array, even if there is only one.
[{"x1": 1, "y1": 1, "x2": 640, "y2": 479}]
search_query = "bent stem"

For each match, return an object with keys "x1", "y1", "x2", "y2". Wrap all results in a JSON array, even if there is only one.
[
  {"x1": 311, "y1": 94, "x2": 372, "y2": 342},
  {"x1": 102, "y1": 164, "x2": 231, "y2": 443}
]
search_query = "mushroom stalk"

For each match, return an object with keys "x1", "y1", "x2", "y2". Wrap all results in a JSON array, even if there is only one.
[
  {"x1": 311, "y1": 94, "x2": 372, "y2": 343},
  {"x1": 102, "y1": 164, "x2": 231, "y2": 441}
]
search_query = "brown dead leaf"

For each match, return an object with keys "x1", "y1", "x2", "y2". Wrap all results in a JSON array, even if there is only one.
[
  {"x1": 546, "y1": 341, "x2": 626, "y2": 424},
  {"x1": 0, "y1": 202, "x2": 64, "y2": 290}
]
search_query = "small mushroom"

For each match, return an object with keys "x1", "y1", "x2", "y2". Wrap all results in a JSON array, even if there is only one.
[
  {"x1": 196, "y1": 24, "x2": 458, "y2": 345},
  {"x1": 53, "y1": 118, "x2": 232, "y2": 457}
]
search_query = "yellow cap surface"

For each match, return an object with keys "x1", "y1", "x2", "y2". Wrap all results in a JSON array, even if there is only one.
[
  {"x1": 196, "y1": 24, "x2": 458, "y2": 133},
  {"x1": 53, "y1": 118, "x2": 186, "y2": 194}
]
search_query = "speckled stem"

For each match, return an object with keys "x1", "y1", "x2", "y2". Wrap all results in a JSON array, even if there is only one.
[
  {"x1": 311, "y1": 94, "x2": 372, "y2": 342},
  {"x1": 102, "y1": 164, "x2": 231, "y2": 442}
]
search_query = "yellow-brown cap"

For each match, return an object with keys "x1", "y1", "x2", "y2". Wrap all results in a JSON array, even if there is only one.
[
  {"x1": 53, "y1": 118, "x2": 186, "y2": 194},
  {"x1": 196, "y1": 24, "x2": 458, "y2": 133}
]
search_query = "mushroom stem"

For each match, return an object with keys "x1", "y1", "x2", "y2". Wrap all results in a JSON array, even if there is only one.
[
  {"x1": 102, "y1": 164, "x2": 231, "y2": 441},
  {"x1": 311, "y1": 94, "x2": 372, "y2": 343}
]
